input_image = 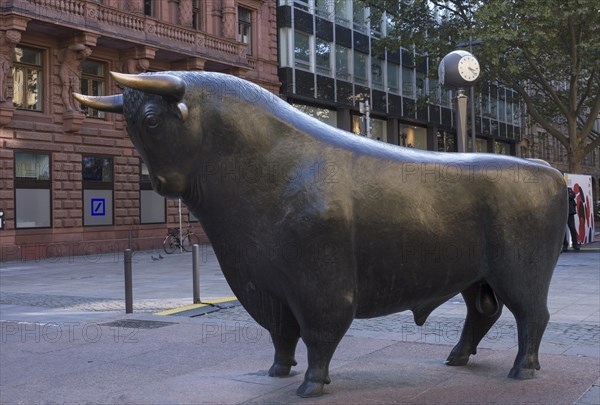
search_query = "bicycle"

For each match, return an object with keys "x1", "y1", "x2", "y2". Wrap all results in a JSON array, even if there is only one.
[{"x1": 163, "y1": 223, "x2": 201, "y2": 254}]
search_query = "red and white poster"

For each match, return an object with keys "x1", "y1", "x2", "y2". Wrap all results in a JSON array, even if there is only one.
[{"x1": 564, "y1": 174, "x2": 595, "y2": 245}]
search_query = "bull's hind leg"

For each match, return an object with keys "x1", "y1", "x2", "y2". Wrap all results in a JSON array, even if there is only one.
[
  {"x1": 491, "y1": 275, "x2": 551, "y2": 379},
  {"x1": 506, "y1": 302, "x2": 549, "y2": 379},
  {"x1": 446, "y1": 283, "x2": 503, "y2": 366}
]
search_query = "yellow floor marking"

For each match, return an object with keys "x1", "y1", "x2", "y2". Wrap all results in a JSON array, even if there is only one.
[{"x1": 154, "y1": 296, "x2": 238, "y2": 316}]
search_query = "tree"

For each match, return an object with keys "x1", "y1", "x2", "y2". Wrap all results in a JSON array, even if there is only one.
[{"x1": 361, "y1": 0, "x2": 600, "y2": 173}]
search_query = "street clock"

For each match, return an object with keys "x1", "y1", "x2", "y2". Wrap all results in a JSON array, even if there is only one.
[{"x1": 438, "y1": 50, "x2": 480, "y2": 88}]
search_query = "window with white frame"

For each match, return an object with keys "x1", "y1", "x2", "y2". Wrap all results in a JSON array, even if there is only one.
[
  {"x1": 353, "y1": 3, "x2": 367, "y2": 33},
  {"x1": 387, "y1": 62, "x2": 399, "y2": 94},
  {"x1": 402, "y1": 66, "x2": 415, "y2": 98},
  {"x1": 335, "y1": 44, "x2": 352, "y2": 81},
  {"x1": 416, "y1": 70, "x2": 426, "y2": 98},
  {"x1": 315, "y1": 38, "x2": 332, "y2": 76},
  {"x1": 499, "y1": 90, "x2": 506, "y2": 122},
  {"x1": 371, "y1": 58, "x2": 384, "y2": 90},
  {"x1": 294, "y1": 31, "x2": 311, "y2": 70},
  {"x1": 335, "y1": 0, "x2": 351, "y2": 27},
  {"x1": 294, "y1": 0, "x2": 310, "y2": 12},
  {"x1": 315, "y1": 0, "x2": 333, "y2": 20},
  {"x1": 370, "y1": 11, "x2": 383, "y2": 37},
  {"x1": 428, "y1": 76, "x2": 440, "y2": 104},
  {"x1": 354, "y1": 50, "x2": 368, "y2": 85}
]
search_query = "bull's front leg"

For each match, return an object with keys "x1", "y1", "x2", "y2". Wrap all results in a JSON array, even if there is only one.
[
  {"x1": 294, "y1": 295, "x2": 355, "y2": 398},
  {"x1": 267, "y1": 305, "x2": 300, "y2": 377}
]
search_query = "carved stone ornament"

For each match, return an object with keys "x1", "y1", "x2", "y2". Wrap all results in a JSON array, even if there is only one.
[
  {"x1": 121, "y1": 58, "x2": 150, "y2": 74},
  {"x1": 0, "y1": 30, "x2": 21, "y2": 127},
  {"x1": 0, "y1": 30, "x2": 21, "y2": 103},
  {"x1": 59, "y1": 43, "x2": 92, "y2": 113}
]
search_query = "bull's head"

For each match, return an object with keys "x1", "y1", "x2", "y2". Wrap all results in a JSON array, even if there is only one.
[{"x1": 73, "y1": 72, "x2": 196, "y2": 199}]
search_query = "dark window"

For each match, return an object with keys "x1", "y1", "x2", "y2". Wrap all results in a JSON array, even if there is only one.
[
  {"x1": 238, "y1": 7, "x2": 252, "y2": 56},
  {"x1": 83, "y1": 156, "x2": 112, "y2": 183},
  {"x1": 144, "y1": 0, "x2": 153, "y2": 16},
  {"x1": 192, "y1": 0, "x2": 201, "y2": 30}
]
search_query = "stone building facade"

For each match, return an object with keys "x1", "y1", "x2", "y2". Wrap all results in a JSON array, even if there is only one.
[{"x1": 0, "y1": 0, "x2": 278, "y2": 261}]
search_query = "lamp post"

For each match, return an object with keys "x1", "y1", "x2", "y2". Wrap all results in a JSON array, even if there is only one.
[{"x1": 438, "y1": 50, "x2": 481, "y2": 152}]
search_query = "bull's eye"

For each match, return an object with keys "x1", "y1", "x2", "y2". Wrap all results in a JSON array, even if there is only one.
[{"x1": 145, "y1": 113, "x2": 159, "y2": 128}]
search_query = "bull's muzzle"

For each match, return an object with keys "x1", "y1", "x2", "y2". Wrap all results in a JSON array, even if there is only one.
[{"x1": 153, "y1": 173, "x2": 189, "y2": 199}]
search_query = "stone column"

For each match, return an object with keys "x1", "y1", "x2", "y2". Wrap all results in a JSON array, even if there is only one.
[
  {"x1": 126, "y1": 0, "x2": 144, "y2": 14},
  {"x1": 179, "y1": 0, "x2": 193, "y2": 27},
  {"x1": 222, "y1": 0, "x2": 236, "y2": 39}
]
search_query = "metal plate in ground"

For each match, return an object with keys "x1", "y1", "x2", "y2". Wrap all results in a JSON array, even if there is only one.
[{"x1": 99, "y1": 319, "x2": 177, "y2": 329}]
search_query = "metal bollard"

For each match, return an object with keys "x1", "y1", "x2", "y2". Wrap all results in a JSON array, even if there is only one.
[
  {"x1": 124, "y1": 248, "x2": 133, "y2": 313},
  {"x1": 192, "y1": 244, "x2": 201, "y2": 304}
]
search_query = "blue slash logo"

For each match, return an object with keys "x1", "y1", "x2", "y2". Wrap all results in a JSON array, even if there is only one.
[{"x1": 91, "y1": 198, "x2": 106, "y2": 216}]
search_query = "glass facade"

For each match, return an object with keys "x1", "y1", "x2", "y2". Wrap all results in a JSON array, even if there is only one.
[{"x1": 277, "y1": 0, "x2": 523, "y2": 153}]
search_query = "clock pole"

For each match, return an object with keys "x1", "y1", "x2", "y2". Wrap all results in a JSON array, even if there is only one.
[{"x1": 455, "y1": 88, "x2": 468, "y2": 152}]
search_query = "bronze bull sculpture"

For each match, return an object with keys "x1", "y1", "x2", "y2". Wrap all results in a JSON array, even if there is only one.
[{"x1": 74, "y1": 71, "x2": 567, "y2": 397}]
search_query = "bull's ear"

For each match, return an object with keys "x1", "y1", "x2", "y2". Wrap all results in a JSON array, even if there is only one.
[
  {"x1": 111, "y1": 72, "x2": 185, "y2": 102},
  {"x1": 177, "y1": 102, "x2": 188, "y2": 122},
  {"x1": 72, "y1": 93, "x2": 123, "y2": 113}
]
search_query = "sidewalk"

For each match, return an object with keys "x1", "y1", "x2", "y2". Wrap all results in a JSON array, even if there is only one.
[{"x1": 1, "y1": 241, "x2": 599, "y2": 404}]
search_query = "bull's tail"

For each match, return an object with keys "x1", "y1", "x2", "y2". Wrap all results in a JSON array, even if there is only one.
[{"x1": 475, "y1": 282, "x2": 499, "y2": 317}]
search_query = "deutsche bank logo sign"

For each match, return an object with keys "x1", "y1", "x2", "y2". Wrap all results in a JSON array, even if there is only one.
[{"x1": 91, "y1": 198, "x2": 106, "y2": 217}]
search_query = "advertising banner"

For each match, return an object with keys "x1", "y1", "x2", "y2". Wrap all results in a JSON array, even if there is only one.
[{"x1": 564, "y1": 174, "x2": 595, "y2": 245}]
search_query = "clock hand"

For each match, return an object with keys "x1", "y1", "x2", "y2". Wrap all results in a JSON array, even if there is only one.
[{"x1": 469, "y1": 67, "x2": 477, "y2": 73}]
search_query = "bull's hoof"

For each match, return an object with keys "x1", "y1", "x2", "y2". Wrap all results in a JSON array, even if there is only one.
[
  {"x1": 445, "y1": 354, "x2": 470, "y2": 366},
  {"x1": 445, "y1": 346, "x2": 473, "y2": 366},
  {"x1": 268, "y1": 360, "x2": 297, "y2": 377},
  {"x1": 508, "y1": 366, "x2": 536, "y2": 379},
  {"x1": 296, "y1": 380, "x2": 325, "y2": 398}
]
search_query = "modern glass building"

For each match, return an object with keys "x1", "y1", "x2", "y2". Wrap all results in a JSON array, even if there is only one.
[{"x1": 277, "y1": 0, "x2": 522, "y2": 154}]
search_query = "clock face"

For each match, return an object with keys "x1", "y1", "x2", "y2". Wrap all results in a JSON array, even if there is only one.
[{"x1": 458, "y1": 55, "x2": 480, "y2": 82}]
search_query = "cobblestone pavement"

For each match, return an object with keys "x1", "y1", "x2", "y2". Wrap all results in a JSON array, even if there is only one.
[
  {"x1": 2, "y1": 290, "x2": 599, "y2": 348},
  {"x1": 196, "y1": 305, "x2": 600, "y2": 354},
  {"x1": 0, "y1": 291, "x2": 191, "y2": 312}
]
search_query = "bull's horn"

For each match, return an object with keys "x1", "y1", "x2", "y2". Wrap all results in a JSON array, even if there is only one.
[
  {"x1": 72, "y1": 93, "x2": 123, "y2": 113},
  {"x1": 111, "y1": 72, "x2": 185, "y2": 101}
]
